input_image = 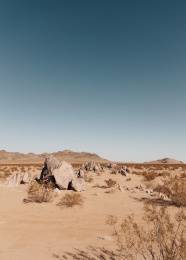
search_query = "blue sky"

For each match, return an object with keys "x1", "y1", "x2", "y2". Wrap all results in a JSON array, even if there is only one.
[{"x1": 0, "y1": 0, "x2": 186, "y2": 162}]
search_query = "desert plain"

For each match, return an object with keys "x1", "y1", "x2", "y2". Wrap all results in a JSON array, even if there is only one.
[{"x1": 0, "y1": 151, "x2": 185, "y2": 260}]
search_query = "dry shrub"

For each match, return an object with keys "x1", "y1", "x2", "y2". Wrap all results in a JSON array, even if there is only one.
[
  {"x1": 25, "y1": 181, "x2": 54, "y2": 203},
  {"x1": 106, "y1": 203, "x2": 186, "y2": 260},
  {"x1": 143, "y1": 171, "x2": 159, "y2": 181},
  {"x1": 11, "y1": 166, "x2": 19, "y2": 172},
  {"x1": 105, "y1": 188, "x2": 116, "y2": 194},
  {"x1": 0, "y1": 167, "x2": 11, "y2": 181},
  {"x1": 154, "y1": 175, "x2": 186, "y2": 207},
  {"x1": 57, "y1": 193, "x2": 84, "y2": 208},
  {"x1": 111, "y1": 169, "x2": 117, "y2": 174},
  {"x1": 126, "y1": 177, "x2": 131, "y2": 181},
  {"x1": 20, "y1": 166, "x2": 25, "y2": 172},
  {"x1": 105, "y1": 178, "x2": 117, "y2": 188},
  {"x1": 84, "y1": 172, "x2": 94, "y2": 183}
]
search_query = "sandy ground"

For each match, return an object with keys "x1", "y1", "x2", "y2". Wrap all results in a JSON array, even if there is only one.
[{"x1": 0, "y1": 166, "x2": 184, "y2": 260}]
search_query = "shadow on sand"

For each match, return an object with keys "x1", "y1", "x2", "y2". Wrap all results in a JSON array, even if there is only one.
[
  {"x1": 131, "y1": 196, "x2": 174, "y2": 206},
  {"x1": 52, "y1": 246, "x2": 119, "y2": 260}
]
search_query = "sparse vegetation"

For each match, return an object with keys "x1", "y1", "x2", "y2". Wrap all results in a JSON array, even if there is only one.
[
  {"x1": 154, "y1": 175, "x2": 186, "y2": 207},
  {"x1": 105, "y1": 178, "x2": 117, "y2": 188},
  {"x1": 126, "y1": 177, "x2": 131, "y2": 181},
  {"x1": 0, "y1": 171, "x2": 12, "y2": 181},
  {"x1": 84, "y1": 172, "x2": 94, "y2": 182},
  {"x1": 111, "y1": 169, "x2": 117, "y2": 174},
  {"x1": 24, "y1": 181, "x2": 55, "y2": 203},
  {"x1": 57, "y1": 193, "x2": 84, "y2": 208},
  {"x1": 106, "y1": 203, "x2": 186, "y2": 260}
]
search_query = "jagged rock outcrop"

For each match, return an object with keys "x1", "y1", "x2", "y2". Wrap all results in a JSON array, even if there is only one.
[
  {"x1": 81, "y1": 160, "x2": 103, "y2": 172},
  {"x1": 39, "y1": 155, "x2": 87, "y2": 191},
  {"x1": 71, "y1": 177, "x2": 87, "y2": 192},
  {"x1": 105, "y1": 163, "x2": 118, "y2": 169},
  {"x1": 7, "y1": 172, "x2": 31, "y2": 187},
  {"x1": 53, "y1": 161, "x2": 74, "y2": 190},
  {"x1": 118, "y1": 166, "x2": 130, "y2": 176},
  {"x1": 44, "y1": 155, "x2": 61, "y2": 175}
]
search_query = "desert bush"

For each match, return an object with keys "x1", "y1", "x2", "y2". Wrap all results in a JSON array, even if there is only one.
[
  {"x1": 0, "y1": 166, "x2": 11, "y2": 179},
  {"x1": 20, "y1": 166, "x2": 25, "y2": 172},
  {"x1": 57, "y1": 193, "x2": 84, "y2": 208},
  {"x1": 0, "y1": 171, "x2": 12, "y2": 181},
  {"x1": 126, "y1": 177, "x2": 131, "y2": 181},
  {"x1": 10, "y1": 166, "x2": 19, "y2": 172},
  {"x1": 154, "y1": 175, "x2": 186, "y2": 207},
  {"x1": 84, "y1": 172, "x2": 94, "y2": 183},
  {"x1": 25, "y1": 181, "x2": 54, "y2": 203},
  {"x1": 106, "y1": 203, "x2": 186, "y2": 260},
  {"x1": 143, "y1": 171, "x2": 160, "y2": 181},
  {"x1": 105, "y1": 178, "x2": 117, "y2": 188},
  {"x1": 111, "y1": 169, "x2": 117, "y2": 174}
]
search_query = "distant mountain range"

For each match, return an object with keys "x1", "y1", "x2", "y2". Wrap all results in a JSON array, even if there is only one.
[
  {"x1": 0, "y1": 150, "x2": 108, "y2": 164},
  {"x1": 145, "y1": 158, "x2": 184, "y2": 164}
]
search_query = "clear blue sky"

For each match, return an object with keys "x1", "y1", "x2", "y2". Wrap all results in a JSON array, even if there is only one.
[{"x1": 0, "y1": 0, "x2": 185, "y2": 162}]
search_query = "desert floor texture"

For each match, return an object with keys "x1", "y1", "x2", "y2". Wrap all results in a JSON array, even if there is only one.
[{"x1": 0, "y1": 163, "x2": 185, "y2": 260}]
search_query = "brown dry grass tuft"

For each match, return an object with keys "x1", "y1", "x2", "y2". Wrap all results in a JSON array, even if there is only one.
[
  {"x1": 24, "y1": 181, "x2": 55, "y2": 203},
  {"x1": 154, "y1": 175, "x2": 186, "y2": 207},
  {"x1": 0, "y1": 166, "x2": 12, "y2": 181},
  {"x1": 57, "y1": 193, "x2": 84, "y2": 208},
  {"x1": 105, "y1": 178, "x2": 117, "y2": 188},
  {"x1": 110, "y1": 169, "x2": 117, "y2": 174},
  {"x1": 84, "y1": 172, "x2": 94, "y2": 183},
  {"x1": 106, "y1": 203, "x2": 186, "y2": 260}
]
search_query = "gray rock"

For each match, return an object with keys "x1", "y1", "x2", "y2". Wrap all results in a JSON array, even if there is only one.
[
  {"x1": 83, "y1": 160, "x2": 102, "y2": 172},
  {"x1": 7, "y1": 172, "x2": 22, "y2": 187},
  {"x1": 72, "y1": 178, "x2": 87, "y2": 192},
  {"x1": 44, "y1": 155, "x2": 61, "y2": 175},
  {"x1": 119, "y1": 168, "x2": 127, "y2": 176},
  {"x1": 53, "y1": 161, "x2": 74, "y2": 190},
  {"x1": 21, "y1": 172, "x2": 31, "y2": 184},
  {"x1": 105, "y1": 163, "x2": 118, "y2": 169},
  {"x1": 77, "y1": 169, "x2": 84, "y2": 178}
]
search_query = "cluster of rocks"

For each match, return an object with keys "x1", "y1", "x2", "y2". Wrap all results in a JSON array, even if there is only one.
[
  {"x1": 105, "y1": 163, "x2": 118, "y2": 169},
  {"x1": 38, "y1": 155, "x2": 87, "y2": 192},
  {"x1": 80, "y1": 160, "x2": 103, "y2": 172},
  {"x1": 7, "y1": 172, "x2": 31, "y2": 188},
  {"x1": 118, "y1": 166, "x2": 130, "y2": 176},
  {"x1": 104, "y1": 164, "x2": 130, "y2": 176}
]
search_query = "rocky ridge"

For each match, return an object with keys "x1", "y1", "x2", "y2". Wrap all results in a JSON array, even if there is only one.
[{"x1": 0, "y1": 150, "x2": 108, "y2": 164}]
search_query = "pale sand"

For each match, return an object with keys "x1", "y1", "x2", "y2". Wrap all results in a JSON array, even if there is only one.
[{"x1": 0, "y1": 167, "x2": 182, "y2": 260}]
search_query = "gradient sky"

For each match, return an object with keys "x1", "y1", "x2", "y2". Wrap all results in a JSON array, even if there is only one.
[{"x1": 0, "y1": 0, "x2": 186, "y2": 162}]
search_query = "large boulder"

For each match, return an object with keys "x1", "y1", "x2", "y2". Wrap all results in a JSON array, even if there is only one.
[
  {"x1": 52, "y1": 161, "x2": 74, "y2": 190},
  {"x1": 44, "y1": 155, "x2": 61, "y2": 175},
  {"x1": 71, "y1": 178, "x2": 87, "y2": 192}
]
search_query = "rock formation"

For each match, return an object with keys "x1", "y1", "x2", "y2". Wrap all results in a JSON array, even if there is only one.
[{"x1": 39, "y1": 155, "x2": 87, "y2": 192}]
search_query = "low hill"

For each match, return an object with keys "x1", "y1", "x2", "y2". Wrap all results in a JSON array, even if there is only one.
[
  {"x1": 145, "y1": 158, "x2": 184, "y2": 164},
  {"x1": 0, "y1": 150, "x2": 108, "y2": 164}
]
